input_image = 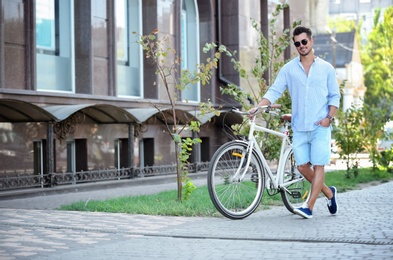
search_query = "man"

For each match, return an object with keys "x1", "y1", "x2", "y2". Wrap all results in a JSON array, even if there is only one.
[{"x1": 250, "y1": 26, "x2": 340, "y2": 219}]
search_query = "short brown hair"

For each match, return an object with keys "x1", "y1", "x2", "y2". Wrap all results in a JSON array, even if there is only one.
[{"x1": 292, "y1": 26, "x2": 313, "y2": 41}]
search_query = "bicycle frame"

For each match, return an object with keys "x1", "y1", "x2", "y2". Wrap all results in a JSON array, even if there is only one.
[{"x1": 233, "y1": 114, "x2": 299, "y2": 190}]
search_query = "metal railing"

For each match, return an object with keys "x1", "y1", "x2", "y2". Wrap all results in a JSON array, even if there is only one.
[{"x1": 0, "y1": 162, "x2": 211, "y2": 191}]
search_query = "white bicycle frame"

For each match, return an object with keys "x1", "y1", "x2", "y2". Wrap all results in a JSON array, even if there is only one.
[{"x1": 232, "y1": 110, "x2": 302, "y2": 190}]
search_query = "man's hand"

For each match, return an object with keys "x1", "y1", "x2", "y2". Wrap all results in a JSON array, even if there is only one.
[
  {"x1": 248, "y1": 107, "x2": 261, "y2": 119},
  {"x1": 248, "y1": 104, "x2": 280, "y2": 119},
  {"x1": 315, "y1": 117, "x2": 331, "y2": 127}
]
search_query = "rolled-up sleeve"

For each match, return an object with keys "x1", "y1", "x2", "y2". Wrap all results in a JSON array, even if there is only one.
[
  {"x1": 327, "y1": 69, "x2": 341, "y2": 109},
  {"x1": 263, "y1": 66, "x2": 289, "y2": 104}
]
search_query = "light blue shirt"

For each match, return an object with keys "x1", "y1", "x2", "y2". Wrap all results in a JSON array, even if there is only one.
[{"x1": 263, "y1": 56, "x2": 341, "y2": 132}]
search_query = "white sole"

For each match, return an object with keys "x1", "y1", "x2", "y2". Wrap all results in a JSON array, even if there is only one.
[{"x1": 294, "y1": 209, "x2": 313, "y2": 219}]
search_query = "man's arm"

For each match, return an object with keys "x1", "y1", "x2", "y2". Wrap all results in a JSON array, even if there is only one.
[
  {"x1": 328, "y1": 105, "x2": 338, "y2": 118},
  {"x1": 316, "y1": 105, "x2": 338, "y2": 127}
]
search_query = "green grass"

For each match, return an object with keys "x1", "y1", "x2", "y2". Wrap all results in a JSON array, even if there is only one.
[
  {"x1": 325, "y1": 167, "x2": 393, "y2": 192},
  {"x1": 58, "y1": 168, "x2": 393, "y2": 217},
  {"x1": 59, "y1": 185, "x2": 221, "y2": 217}
]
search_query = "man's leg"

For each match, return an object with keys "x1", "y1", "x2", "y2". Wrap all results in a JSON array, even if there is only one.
[
  {"x1": 303, "y1": 165, "x2": 325, "y2": 211},
  {"x1": 293, "y1": 127, "x2": 338, "y2": 218},
  {"x1": 298, "y1": 163, "x2": 333, "y2": 205}
]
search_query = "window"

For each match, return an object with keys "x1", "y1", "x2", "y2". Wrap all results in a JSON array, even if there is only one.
[
  {"x1": 139, "y1": 138, "x2": 154, "y2": 167},
  {"x1": 36, "y1": 0, "x2": 57, "y2": 52},
  {"x1": 115, "y1": 138, "x2": 128, "y2": 169},
  {"x1": 66, "y1": 141, "x2": 75, "y2": 174},
  {"x1": 34, "y1": 139, "x2": 56, "y2": 187},
  {"x1": 33, "y1": 141, "x2": 44, "y2": 187},
  {"x1": 200, "y1": 137, "x2": 210, "y2": 162},
  {"x1": 36, "y1": 0, "x2": 74, "y2": 92},
  {"x1": 115, "y1": 0, "x2": 143, "y2": 97},
  {"x1": 181, "y1": 0, "x2": 200, "y2": 102},
  {"x1": 66, "y1": 139, "x2": 88, "y2": 173}
]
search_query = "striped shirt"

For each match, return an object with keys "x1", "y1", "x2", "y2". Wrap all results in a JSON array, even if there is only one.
[{"x1": 263, "y1": 56, "x2": 341, "y2": 132}]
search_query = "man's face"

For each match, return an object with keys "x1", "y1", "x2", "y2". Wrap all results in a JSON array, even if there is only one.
[{"x1": 293, "y1": 33, "x2": 313, "y2": 57}]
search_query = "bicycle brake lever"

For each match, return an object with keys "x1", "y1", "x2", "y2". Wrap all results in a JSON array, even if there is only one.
[{"x1": 230, "y1": 107, "x2": 240, "y2": 113}]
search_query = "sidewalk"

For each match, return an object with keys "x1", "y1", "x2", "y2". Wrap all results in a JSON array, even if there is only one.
[{"x1": 0, "y1": 169, "x2": 392, "y2": 259}]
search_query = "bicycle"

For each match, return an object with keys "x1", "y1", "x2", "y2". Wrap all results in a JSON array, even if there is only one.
[{"x1": 207, "y1": 105, "x2": 310, "y2": 219}]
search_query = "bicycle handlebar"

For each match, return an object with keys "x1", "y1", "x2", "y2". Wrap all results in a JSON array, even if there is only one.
[
  {"x1": 231, "y1": 104, "x2": 281, "y2": 116},
  {"x1": 267, "y1": 104, "x2": 282, "y2": 109}
]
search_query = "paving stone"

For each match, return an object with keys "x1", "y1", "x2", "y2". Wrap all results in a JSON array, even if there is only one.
[{"x1": 0, "y1": 174, "x2": 392, "y2": 259}]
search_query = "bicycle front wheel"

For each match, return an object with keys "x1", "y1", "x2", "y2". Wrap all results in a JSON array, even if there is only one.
[
  {"x1": 280, "y1": 149, "x2": 310, "y2": 213},
  {"x1": 208, "y1": 141, "x2": 265, "y2": 219}
]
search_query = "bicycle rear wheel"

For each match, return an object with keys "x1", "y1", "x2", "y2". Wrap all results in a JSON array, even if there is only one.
[
  {"x1": 280, "y1": 149, "x2": 310, "y2": 213},
  {"x1": 208, "y1": 141, "x2": 265, "y2": 219}
]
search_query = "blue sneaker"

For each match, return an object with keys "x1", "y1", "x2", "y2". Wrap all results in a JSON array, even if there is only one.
[
  {"x1": 294, "y1": 205, "x2": 313, "y2": 219},
  {"x1": 327, "y1": 186, "x2": 338, "y2": 215}
]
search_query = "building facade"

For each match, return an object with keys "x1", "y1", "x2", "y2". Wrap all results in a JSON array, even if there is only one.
[
  {"x1": 0, "y1": 0, "x2": 341, "y2": 191},
  {"x1": 1, "y1": 0, "x2": 278, "y2": 191}
]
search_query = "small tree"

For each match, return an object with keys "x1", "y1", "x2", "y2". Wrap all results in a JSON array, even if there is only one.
[
  {"x1": 136, "y1": 31, "x2": 230, "y2": 201},
  {"x1": 220, "y1": 3, "x2": 300, "y2": 161},
  {"x1": 333, "y1": 106, "x2": 366, "y2": 177},
  {"x1": 361, "y1": 102, "x2": 393, "y2": 169},
  {"x1": 333, "y1": 101, "x2": 393, "y2": 175},
  {"x1": 378, "y1": 148, "x2": 393, "y2": 173}
]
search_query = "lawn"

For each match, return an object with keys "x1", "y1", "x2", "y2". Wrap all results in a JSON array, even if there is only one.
[{"x1": 58, "y1": 168, "x2": 392, "y2": 217}]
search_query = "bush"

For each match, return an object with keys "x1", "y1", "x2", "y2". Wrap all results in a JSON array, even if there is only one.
[{"x1": 377, "y1": 148, "x2": 393, "y2": 172}]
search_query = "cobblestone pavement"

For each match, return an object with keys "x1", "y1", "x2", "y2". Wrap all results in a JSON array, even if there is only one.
[{"x1": 0, "y1": 174, "x2": 392, "y2": 259}]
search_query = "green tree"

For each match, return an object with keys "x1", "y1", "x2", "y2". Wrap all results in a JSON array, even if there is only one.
[{"x1": 362, "y1": 7, "x2": 393, "y2": 109}]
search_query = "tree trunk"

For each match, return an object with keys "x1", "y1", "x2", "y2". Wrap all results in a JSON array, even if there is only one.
[{"x1": 175, "y1": 141, "x2": 182, "y2": 201}]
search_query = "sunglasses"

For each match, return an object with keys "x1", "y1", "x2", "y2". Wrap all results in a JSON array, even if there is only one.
[{"x1": 294, "y1": 39, "x2": 308, "y2": 47}]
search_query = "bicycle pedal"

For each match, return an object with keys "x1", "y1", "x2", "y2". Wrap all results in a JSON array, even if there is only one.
[
  {"x1": 250, "y1": 173, "x2": 259, "y2": 183},
  {"x1": 291, "y1": 191, "x2": 302, "y2": 199}
]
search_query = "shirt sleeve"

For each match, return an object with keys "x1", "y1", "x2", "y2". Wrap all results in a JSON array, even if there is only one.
[
  {"x1": 263, "y1": 65, "x2": 288, "y2": 104},
  {"x1": 327, "y1": 67, "x2": 341, "y2": 109}
]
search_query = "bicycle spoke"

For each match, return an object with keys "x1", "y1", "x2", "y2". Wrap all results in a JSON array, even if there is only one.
[{"x1": 208, "y1": 142, "x2": 264, "y2": 219}]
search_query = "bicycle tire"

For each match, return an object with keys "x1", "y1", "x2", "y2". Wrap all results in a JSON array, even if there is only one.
[
  {"x1": 207, "y1": 141, "x2": 265, "y2": 219},
  {"x1": 280, "y1": 149, "x2": 310, "y2": 213}
]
